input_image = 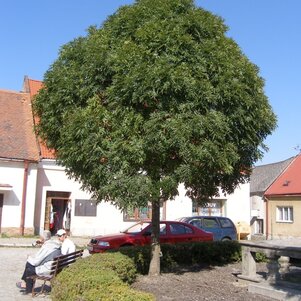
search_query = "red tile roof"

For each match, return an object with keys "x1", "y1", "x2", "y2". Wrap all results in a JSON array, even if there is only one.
[
  {"x1": 24, "y1": 78, "x2": 43, "y2": 98},
  {"x1": 265, "y1": 154, "x2": 301, "y2": 196},
  {"x1": 23, "y1": 77, "x2": 56, "y2": 160},
  {"x1": 0, "y1": 89, "x2": 39, "y2": 161}
]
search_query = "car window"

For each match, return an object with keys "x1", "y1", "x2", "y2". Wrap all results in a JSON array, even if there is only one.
[
  {"x1": 159, "y1": 224, "x2": 167, "y2": 235},
  {"x1": 136, "y1": 223, "x2": 167, "y2": 236},
  {"x1": 190, "y1": 219, "x2": 202, "y2": 228},
  {"x1": 219, "y1": 218, "x2": 233, "y2": 228},
  {"x1": 170, "y1": 223, "x2": 193, "y2": 235},
  {"x1": 124, "y1": 222, "x2": 150, "y2": 234},
  {"x1": 203, "y1": 218, "x2": 219, "y2": 228}
]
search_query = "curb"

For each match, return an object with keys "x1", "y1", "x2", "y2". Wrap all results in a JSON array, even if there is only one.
[{"x1": 0, "y1": 243, "x2": 33, "y2": 247}]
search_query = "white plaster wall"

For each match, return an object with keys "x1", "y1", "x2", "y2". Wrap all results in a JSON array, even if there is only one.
[
  {"x1": 38, "y1": 162, "x2": 195, "y2": 236},
  {"x1": 37, "y1": 160, "x2": 252, "y2": 237},
  {"x1": 225, "y1": 182, "x2": 250, "y2": 224},
  {"x1": 71, "y1": 202, "x2": 126, "y2": 237},
  {"x1": 165, "y1": 183, "x2": 192, "y2": 220},
  {"x1": 38, "y1": 161, "x2": 136, "y2": 236},
  {"x1": 0, "y1": 160, "x2": 38, "y2": 229},
  {"x1": 251, "y1": 195, "x2": 265, "y2": 219},
  {"x1": 24, "y1": 164, "x2": 38, "y2": 228},
  {"x1": 166, "y1": 183, "x2": 251, "y2": 225}
]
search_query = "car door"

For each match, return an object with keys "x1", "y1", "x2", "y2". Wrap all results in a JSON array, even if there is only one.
[
  {"x1": 218, "y1": 217, "x2": 237, "y2": 240},
  {"x1": 168, "y1": 222, "x2": 195, "y2": 244},
  {"x1": 141, "y1": 223, "x2": 168, "y2": 245},
  {"x1": 201, "y1": 217, "x2": 222, "y2": 241}
]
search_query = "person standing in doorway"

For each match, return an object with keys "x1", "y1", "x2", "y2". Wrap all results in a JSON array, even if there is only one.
[{"x1": 57, "y1": 229, "x2": 76, "y2": 255}]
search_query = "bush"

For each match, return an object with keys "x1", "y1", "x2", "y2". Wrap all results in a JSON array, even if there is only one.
[
  {"x1": 255, "y1": 252, "x2": 268, "y2": 262},
  {"x1": 51, "y1": 252, "x2": 155, "y2": 301},
  {"x1": 79, "y1": 252, "x2": 137, "y2": 284},
  {"x1": 115, "y1": 241, "x2": 242, "y2": 273},
  {"x1": 52, "y1": 242, "x2": 241, "y2": 300},
  {"x1": 110, "y1": 246, "x2": 152, "y2": 275}
]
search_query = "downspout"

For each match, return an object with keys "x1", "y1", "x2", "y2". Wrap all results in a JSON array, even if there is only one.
[
  {"x1": 20, "y1": 160, "x2": 29, "y2": 236},
  {"x1": 264, "y1": 196, "x2": 269, "y2": 240}
]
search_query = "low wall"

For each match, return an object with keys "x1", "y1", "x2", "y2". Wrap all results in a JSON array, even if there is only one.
[{"x1": 238, "y1": 241, "x2": 301, "y2": 283}]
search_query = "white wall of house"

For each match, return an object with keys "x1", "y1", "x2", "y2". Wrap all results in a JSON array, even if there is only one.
[
  {"x1": 0, "y1": 160, "x2": 38, "y2": 231},
  {"x1": 225, "y1": 183, "x2": 250, "y2": 224},
  {"x1": 166, "y1": 183, "x2": 251, "y2": 226},
  {"x1": 37, "y1": 161, "x2": 194, "y2": 237},
  {"x1": 250, "y1": 194, "x2": 266, "y2": 237},
  {"x1": 72, "y1": 200, "x2": 124, "y2": 237},
  {"x1": 250, "y1": 195, "x2": 265, "y2": 219},
  {"x1": 36, "y1": 160, "x2": 251, "y2": 237},
  {"x1": 165, "y1": 183, "x2": 193, "y2": 220},
  {"x1": 37, "y1": 160, "x2": 129, "y2": 237}
]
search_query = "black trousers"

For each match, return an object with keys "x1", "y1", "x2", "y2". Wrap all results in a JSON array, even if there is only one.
[{"x1": 21, "y1": 262, "x2": 36, "y2": 293}]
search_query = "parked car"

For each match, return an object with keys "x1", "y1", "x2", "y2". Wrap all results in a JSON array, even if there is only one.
[
  {"x1": 177, "y1": 216, "x2": 237, "y2": 241},
  {"x1": 87, "y1": 220, "x2": 213, "y2": 253}
]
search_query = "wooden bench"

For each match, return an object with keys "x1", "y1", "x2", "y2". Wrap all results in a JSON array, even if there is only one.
[{"x1": 28, "y1": 249, "x2": 84, "y2": 296}]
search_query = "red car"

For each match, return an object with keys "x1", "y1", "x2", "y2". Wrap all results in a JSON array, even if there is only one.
[{"x1": 87, "y1": 221, "x2": 213, "y2": 253}]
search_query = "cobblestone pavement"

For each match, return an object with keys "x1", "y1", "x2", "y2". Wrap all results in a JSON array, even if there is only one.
[
  {"x1": 0, "y1": 237, "x2": 89, "y2": 301},
  {"x1": 0, "y1": 247, "x2": 52, "y2": 301}
]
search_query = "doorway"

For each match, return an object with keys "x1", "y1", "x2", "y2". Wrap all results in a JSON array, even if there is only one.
[{"x1": 44, "y1": 191, "x2": 71, "y2": 235}]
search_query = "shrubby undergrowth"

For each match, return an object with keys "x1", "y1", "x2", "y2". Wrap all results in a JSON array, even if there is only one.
[
  {"x1": 51, "y1": 252, "x2": 155, "y2": 301},
  {"x1": 115, "y1": 241, "x2": 242, "y2": 274},
  {"x1": 51, "y1": 241, "x2": 242, "y2": 300}
]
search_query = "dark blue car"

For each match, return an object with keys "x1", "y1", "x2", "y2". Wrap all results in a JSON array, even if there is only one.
[{"x1": 177, "y1": 216, "x2": 237, "y2": 241}]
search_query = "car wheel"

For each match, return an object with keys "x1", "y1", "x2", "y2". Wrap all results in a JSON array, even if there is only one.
[{"x1": 221, "y1": 237, "x2": 231, "y2": 241}]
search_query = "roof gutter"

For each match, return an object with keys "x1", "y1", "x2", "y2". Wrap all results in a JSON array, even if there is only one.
[{"x1": 0, "y1": 157, "x2": 37, "y2": 163}]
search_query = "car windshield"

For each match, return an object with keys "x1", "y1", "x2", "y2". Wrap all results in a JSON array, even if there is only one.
[{"x1": 123, "y1": 222, "x2": 150, "y2": 234}]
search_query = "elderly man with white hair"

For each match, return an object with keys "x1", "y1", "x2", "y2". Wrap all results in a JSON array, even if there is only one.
[
  {"x1": 16, "y1": 230, "x2": 61, "y2": 295},
  {"x1": 57, "y1": 229, "x2": 76, "y2": 255},
  {"x1": 32, "y1": 229, "x2": 51, "y2": 247}
]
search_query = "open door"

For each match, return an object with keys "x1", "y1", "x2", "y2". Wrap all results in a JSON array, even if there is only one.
[{"x1": 44, "y1": 191, "x2": 71, "y2": 235}]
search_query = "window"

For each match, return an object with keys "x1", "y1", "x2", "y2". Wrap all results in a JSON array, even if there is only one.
[
  {"x1": 74, "y1": 199, "x2": 97, "y2": 217},
  {"x1": 124, "y1": 201, "x2": 165, "y2": 221},
  {"x1": 170, "y1": 223, "x2": 193, "y2": 235},
  {"x1": 203, "y1": 217, "x2": 219, "y2": 228},
  {"x1": 123, "y1": 204, "x2": 152, "y2": 221},
  {"x1": 192, "y1": 200, "x2": 223, "y2": 216},
  {"x1": 190, "y1": 219, "x2": 202, "y2": 229},
  {"x1": 125, "y1": 222, "x2": 150, "y2": 234},
  {"x1": 276, "y1": 206, "x2": 293, "y2": 222},
  {"x1": 144, "y1": 224, "x2": 167, "y2": 235},
  {"x1": 159, "y1": 224, "x2": 167, "y2": 235},
  {"x1": 219, "y1": 218, "x2": 234, "y2": 228}
]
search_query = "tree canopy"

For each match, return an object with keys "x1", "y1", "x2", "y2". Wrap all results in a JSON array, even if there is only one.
[{"x1": 34, "y1": 0, "x2": 277, "y2": 274}]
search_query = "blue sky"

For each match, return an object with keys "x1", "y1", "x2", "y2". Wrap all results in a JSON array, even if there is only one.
[{"x1": 1, "y1": 1, "x2": 300, "y2": 166}]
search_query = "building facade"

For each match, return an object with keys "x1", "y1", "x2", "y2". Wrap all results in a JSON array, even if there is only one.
[{"x1": 0, "y1": 77, "x2": 253, "y2": 237}]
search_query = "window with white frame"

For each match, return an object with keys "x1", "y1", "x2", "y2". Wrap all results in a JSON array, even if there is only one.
[{"x1": 276, "y1": 206, "x2": 293, "y2": 222}]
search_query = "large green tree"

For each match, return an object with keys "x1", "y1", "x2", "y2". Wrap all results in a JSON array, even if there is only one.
[{"x1": 34, "y1": 0, "x2": 276, "y2": 275}]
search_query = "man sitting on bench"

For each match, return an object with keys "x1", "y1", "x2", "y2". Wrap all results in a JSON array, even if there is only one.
[
  {"x1": 56, "y1": 229, "x2": 76, "y2": 255},
  {"x1": 16, "y1": 230, "x2": 62, "y2": 295}
]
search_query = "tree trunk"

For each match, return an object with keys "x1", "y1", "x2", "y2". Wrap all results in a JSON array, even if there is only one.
[{"x1": 148, "y1": 198, "x2": 161, "y2": 276}]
